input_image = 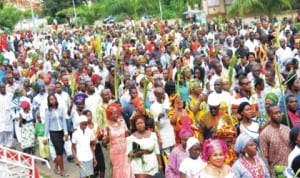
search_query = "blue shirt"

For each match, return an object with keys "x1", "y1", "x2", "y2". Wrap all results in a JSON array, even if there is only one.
[{"x1": 44, "y1": 107, "x2": 68, "y2": 137}]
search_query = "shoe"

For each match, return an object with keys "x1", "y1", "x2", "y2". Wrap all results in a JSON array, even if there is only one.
[
  {"x1": 54, "y1": 169, "x2": 60, "y2": 175},
  {"x1": 60, "y1": 172, "x2": 69, "y2": 177}
]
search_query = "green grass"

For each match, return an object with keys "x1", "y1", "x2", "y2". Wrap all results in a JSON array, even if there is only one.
[{"x1": 40, "y1": 172, "x2": 51, "y2": 178}]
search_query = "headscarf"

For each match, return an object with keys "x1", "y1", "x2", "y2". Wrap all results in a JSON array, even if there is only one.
[
  {"x1": 234, "y1": 133, "x2": 253, "y2": 154},
  {"x1": 20, "y1": 101, "x2": 30, "y2": 110},
  {"x1": 169, "y1": 94, "x2": 180, "y2": 107},
  {"x1": 105, "y1": 102, "x2": 122, "y2": 121},
  {"x1": 265, "y1": 92, "x2": 279, "y2": 105},
  {"x1": 202, "y1": 139, "x2": 228, "y2": 162},
  {"x1": 290, "y1": 127, "x2": 300, "y2": 148},
  {"x1": 178, "y1": 126, "x2": 194, "y2": 139},
  {"x1": 189, "y1": 79, "x2": 201, "y2": 91},
  {"x1": 132, "y1": 97, "x2": 144, "y2": 108},
  {"x1": 91, "y1": 74, "x2": 101, "y2": 83},
  {"x1": 74, "y1": 93, "x2": 88, "y2": 104},
  {"x1": 186, "y1": 137, "x2": 199, "y2": 153},
  {"x1": 182, "y1": 66, "x2": 191, "y2": 74},
  {"x1": 36, "y1": 81, "x2": 45, "y2": 91}
]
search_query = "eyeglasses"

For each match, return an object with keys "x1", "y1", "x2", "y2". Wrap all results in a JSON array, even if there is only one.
[
  {"x1": 209, "y1": 106, "x2": 219, "y2": 110},
  {"x1": 241, "y1": 81, "x2": 251, "y2": 85}
]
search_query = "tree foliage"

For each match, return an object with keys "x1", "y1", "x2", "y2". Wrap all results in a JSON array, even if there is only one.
[
  {"x1": 42, "y1": 0, "x2": 85, "y2": 17},
  {"x1": 53, "y1": 0, "x2": 202, "y2": 25},
  {"x1": 0, "y1": 5, "x2": 22, "y2": 29},
  {"x1": 228, "y1": 0, "x2": 293, "y2": 19}
]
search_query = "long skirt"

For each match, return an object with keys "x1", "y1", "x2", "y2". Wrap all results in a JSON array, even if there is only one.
[{"x1": 20, "y1": 123, "x2": 35, "y2": 150}]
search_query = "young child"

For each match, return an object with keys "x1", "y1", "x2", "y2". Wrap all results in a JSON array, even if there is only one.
[
  {"x1": 72, "y1": 115, "x2": 97, "y2": 178},
  {"x1": 19, "y1": 101, "x2": 35, "y2": 154},
  {"x1": 83, "y1": 110, "x2": 105, "y2": 178},
  {"x1": 34, "y1": 111, "x2": 49, "y2": 161}
]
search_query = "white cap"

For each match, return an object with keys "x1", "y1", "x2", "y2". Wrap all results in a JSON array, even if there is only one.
[
  {"x1": 207, "y1": 94, "x2": 221, "y2": 106},
  {"x1": 186, "y1": 137, "x2": 199, "y2": 152},
  {"x1": 184, "y1": 48, "x2": 191, "y2": 54},
  {"x1": 78, "y1": 115, "x2": 88, "y2": 123}
]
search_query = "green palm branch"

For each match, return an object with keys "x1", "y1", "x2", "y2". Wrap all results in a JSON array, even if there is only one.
[
  {"x1": 228, "y1": 0, "x2": 292, "y2": 19},
  {"x1": 275, "y1": 62, "x2": 290, "y2": 128},
  {"x1": 228, "y1": 55, "x2": 239, "y2": 89},
  {"x1": 69, "y1": 73, "x2": 76, "y2": 97},
  {"x1": 143, "y1": 79, "x2": 150, "y2": 107},
  {"x1": 0, "y1": 53, "x2": 4, "y2": 65}
]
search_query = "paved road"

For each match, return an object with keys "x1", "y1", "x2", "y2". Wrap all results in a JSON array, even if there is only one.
[{"x1": 38, "y1": 156, "x2": 78, "y2": 178}]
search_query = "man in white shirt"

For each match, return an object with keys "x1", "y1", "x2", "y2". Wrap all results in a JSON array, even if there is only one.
[
  {"x1": 208, "y1": 79, "x2": 232, "y2": 114},
  {"x1": 150, "y1": 87, "x2": 175, "y2": 155},
  {"x1": 0, "y1": 83, "x2": 14, "y2": 148},
  {"x1": 276, "y1": 37, "x2": 293, "y2": 69},
  {"x1": 245, "y1": 32, "x2": 259, "y2": 53},
  {"x1": 85, "y1": 81, "x2": 102, "y2": 123},
  {"x1": 72, "y1": 115, "x2": 96, "y2": 178},
  {"x1": 94, "y1": 60, "x2": 109, "y2": 86},
  {"x1": 209, "y1": 61, "x2": 223, "y2": 92}
]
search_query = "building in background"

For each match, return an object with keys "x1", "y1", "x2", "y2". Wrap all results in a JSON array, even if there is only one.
[
  {"x1": 4, "y1": 0, "x2": 42, "y2": 12},
  {"x1": 202, "y1": 0, "x2": 233, "y2": 17}
]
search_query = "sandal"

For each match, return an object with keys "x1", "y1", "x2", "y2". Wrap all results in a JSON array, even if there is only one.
[
  {"x1": 60, "y1": 172, "x2": 69, "y2": 177},
  {"x1": 54, "y1": 169, "x2": 60, "y2": 175}
]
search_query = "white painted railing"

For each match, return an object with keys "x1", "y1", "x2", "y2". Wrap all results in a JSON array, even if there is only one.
[{"x1": 0, "y1": 146, "x2": 50, "y2": 178}]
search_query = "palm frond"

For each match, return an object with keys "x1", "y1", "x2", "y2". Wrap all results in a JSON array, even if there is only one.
[
  {"x1": 0, "y1": 53, "x2": 4, "y2": 65},
  {"x1": 228, "y1": 55, "x2": 239, "y2": 89},
  {"x1": 228, "y1": 0, "x2": 264, "y2": 16}
]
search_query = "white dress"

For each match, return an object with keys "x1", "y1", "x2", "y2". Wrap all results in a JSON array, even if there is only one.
[
  {"x1": 179, "y1": 157, "x2": 206, "y2": 178},
  {"x1": 150, "y1": 101, "x2": 175, "y2": 149},
  {"x1": 126, "y1": 132, "x2": 160, "y2": 176},
  {"x1": 240, "y1": 121, "x2": 260, "y2": 142},
  {"x1": 199, "y1": 171, "x2": 236, "y2": 178}
]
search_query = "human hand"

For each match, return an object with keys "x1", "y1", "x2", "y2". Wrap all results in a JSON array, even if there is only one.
[
  {"x1": 158, "y1": 165, "x2": 163, "y2": 172},
  {"x1": 75, "y1": 158, "x2": 80, "y2": 166},
  {"x1": 135, "y1": 150, "x2": 143, "y2": 157},
  {"x1": 64, "y1": 134, "x2": 69, "y2": 141},
  {"x1": 42, "y1": 138, "x2": 48, "y2": 145},
  {"x1": 158, "y1": 137, "x2": 163, "y2": 147},
  {"x1": 158, "y1": 113, "x2": 164, "y2": 121},
  {"x1": 93, "y1": 158, "x2": 97, "y2": 167},
  {"x1": 96, "y1": 129, "x2": 103, "y2": 140}
]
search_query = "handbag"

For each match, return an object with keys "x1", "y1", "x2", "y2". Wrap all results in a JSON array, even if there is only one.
[{"x1": 132, "y1": 141, "x2": 141, "y2": 152}]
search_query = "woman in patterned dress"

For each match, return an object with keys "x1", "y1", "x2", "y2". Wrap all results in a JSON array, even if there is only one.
[
  {"x1": 19, "y1": 101, "x2": 35, "y2": 154},
  {"x1": 103, "y1": 102, "x2": 133, "y2": 178},
  {"x1": 232, "y1": 133, "x2": 270, "y2": 178}
]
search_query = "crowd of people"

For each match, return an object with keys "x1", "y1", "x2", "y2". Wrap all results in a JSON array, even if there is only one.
[{"x1": 0, "y1": 12, "x2": 300, "y2": 178}]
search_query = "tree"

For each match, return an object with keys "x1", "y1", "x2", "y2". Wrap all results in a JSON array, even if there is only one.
[
  {"x1": 0, "y1": 5, "x2": 22, "y2": 30},
  {"x1": 228, "y1": 0, "x2": 293, "y2": 20},
  {"x1": 42, "y1": 0, "x2": 84, "y2": 17}
]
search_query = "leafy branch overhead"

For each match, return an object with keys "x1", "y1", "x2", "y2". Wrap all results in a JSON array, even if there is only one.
[{"x1": 228, "y1": 0, "x2": 293, "y2": 18}]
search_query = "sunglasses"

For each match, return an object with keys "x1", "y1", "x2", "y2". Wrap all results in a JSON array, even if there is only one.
[{"x1": 241, "y1": 81, "x2": 251, "y2": 85}]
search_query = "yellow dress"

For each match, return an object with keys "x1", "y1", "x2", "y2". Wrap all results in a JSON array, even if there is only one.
[
  {"x1": 186, "y1": 95, "x2": 207, "y2": 125},
  {"x1": 168, "y1": 108, "x2": 197, "y2": 144}
]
